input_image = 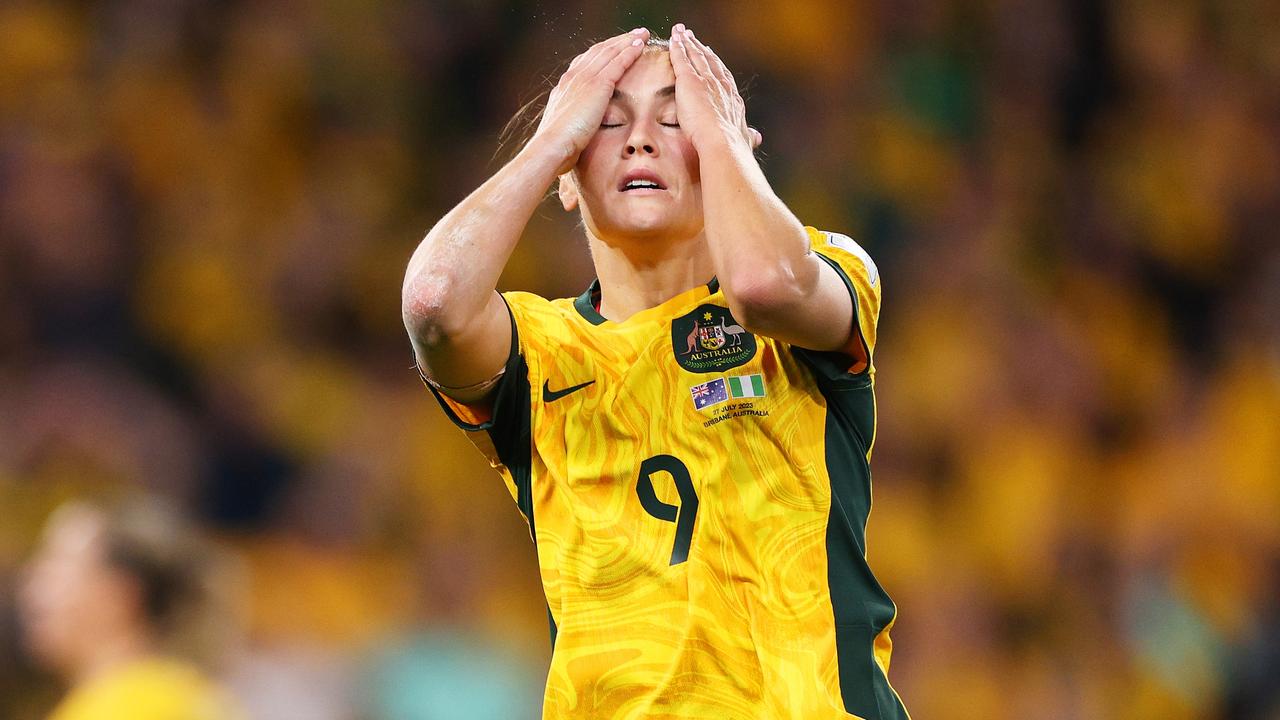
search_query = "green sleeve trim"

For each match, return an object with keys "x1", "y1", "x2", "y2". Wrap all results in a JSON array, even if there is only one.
[
  {"x1": 792, "y1": 252, "x2": 873, "y2": 388},
  {"x1": 421, "y1": 297, "x2": 534, "y2": 528},
  {"x1": 421, "y1": 295, "x2": 523, "y2": 433}
]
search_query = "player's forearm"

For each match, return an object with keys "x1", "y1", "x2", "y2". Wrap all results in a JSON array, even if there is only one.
[
  {"x1": 402, "y1": 138, "x2": 563, "y2": 341},
  {"x1": 696, "y1": 138, "x2": 815, "y2": 331}
]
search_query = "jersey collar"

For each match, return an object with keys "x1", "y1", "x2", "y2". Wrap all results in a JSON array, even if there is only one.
[{"x1": 573, "y1": 277, "x2": 720, "y2": 326}]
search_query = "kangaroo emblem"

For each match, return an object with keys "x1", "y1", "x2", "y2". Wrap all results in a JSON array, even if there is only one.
[{"x1": 682, "y1": 319, "x2": 700, "y2": 355}]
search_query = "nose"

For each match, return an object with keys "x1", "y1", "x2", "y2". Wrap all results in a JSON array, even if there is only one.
[{"x1": 624, "y1": 120, "x2": 658, "y2": 157}]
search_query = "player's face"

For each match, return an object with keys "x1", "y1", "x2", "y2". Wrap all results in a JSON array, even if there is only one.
[
  {"x1": 18, "y1": 507, "x2": 135, "y2": 675},
  {"x1": 569, "y1": 50, "x2": 703, "y2": 244}
]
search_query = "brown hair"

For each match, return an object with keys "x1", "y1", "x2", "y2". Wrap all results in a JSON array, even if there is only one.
[{"x1": 93, "y1": 497, "x2": 245, "y2": 671}]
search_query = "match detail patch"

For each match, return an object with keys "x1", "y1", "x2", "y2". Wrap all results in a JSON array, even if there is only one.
[
  {"x1": 690, "y1": 373, "x2": 766, "y2": 411},
  {"x1": 727, "y1": 373, "x2": 765, "y2": 398}
]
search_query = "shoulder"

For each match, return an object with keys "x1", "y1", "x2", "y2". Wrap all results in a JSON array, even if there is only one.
[
  {"x1": 500, "y1": 290, "x2": 588, "y2": 351},
  {"x1": 804, "y1": 226, "x2": 880, "y2": 290},
  {"x1": 500, "y1": 290, "x2": 580, "y2": 322},
  {"x1": 791, "y1": 227, "x2": 883, "y2": 377}
]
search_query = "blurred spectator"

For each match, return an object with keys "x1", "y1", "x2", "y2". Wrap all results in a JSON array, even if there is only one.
[{"x1": 18, "y1": 497, "x2": 246, "y2": 719}]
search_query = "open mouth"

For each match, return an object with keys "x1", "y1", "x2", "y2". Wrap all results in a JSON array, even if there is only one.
[
  {"x1": 622, "y1": 180, "x2": 664, "y2": 191},
  {"x1": 618, "y1": 170, "x2": 668, "y2": 192}
]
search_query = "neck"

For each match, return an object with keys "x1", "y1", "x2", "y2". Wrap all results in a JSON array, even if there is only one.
[
  {"x1": 587, "y1": 230, "x2": 715, "y2": 321},
  {"x1": 72, "y1": 628, "x2": 154, "y2": 686}
]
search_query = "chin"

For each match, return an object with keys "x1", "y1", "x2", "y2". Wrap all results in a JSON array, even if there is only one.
[
  {"x1": 607, "y1": 211, "x2": 691, "y2": 239},
  {"x1": 620, "y1": 219, "x2": 673, "y2": 237},
  {"x1": 580, "y1": 197, "x2": 700, "y2": 244}
]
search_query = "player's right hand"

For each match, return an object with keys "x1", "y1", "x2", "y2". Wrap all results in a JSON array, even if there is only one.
[{"x1": 533, "y1": 28, "x2": 651, "y2": 175}]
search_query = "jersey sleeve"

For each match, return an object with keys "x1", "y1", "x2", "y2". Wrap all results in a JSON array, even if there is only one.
[
  {"x1": 795, "y1": 226, "x2": 882, "y2": 382},
  {"x1": 418, "y1": 294, "x2": 529, "y2": 462},
  {"x1": 417, "y1": 292, "x2": 555, "y2": 531}
]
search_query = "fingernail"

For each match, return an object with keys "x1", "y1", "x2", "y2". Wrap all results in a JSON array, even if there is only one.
[
  {"x1": 674, "y1": 23, "x2": 686, "y2": 33},
  {"x1": 632, "y1": 38, "x2": 643, "y2": 46},
  {"x1": 631, "y1": 27, "x2": 645, "y2": 34}
]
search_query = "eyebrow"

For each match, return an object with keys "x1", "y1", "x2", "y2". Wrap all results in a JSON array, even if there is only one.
[{"x1": 610, "y1": 85, "x2": 677, "y2": 103}]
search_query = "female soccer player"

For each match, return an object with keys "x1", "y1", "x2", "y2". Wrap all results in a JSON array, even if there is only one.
[
  {"x1": 19, "y1": 499, "x2": 245, "y2": 720},
  {"x1": 402, "y1": 24, "x2": 909, "y2": 719}
]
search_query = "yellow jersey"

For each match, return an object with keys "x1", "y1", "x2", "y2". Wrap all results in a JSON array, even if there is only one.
[
  {"x1": 47, "y1": 657, "x2": 244, "y2": 720},
  {"x1": 426, "y1": 227, "x2": 908, "y2": 719}
]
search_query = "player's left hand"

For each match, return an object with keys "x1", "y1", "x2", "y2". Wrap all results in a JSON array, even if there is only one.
[{"x1": 669, "y1": 23, "x2": 763, "y2": 153}]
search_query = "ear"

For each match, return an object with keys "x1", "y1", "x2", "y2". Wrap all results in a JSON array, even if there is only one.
[
  {"x1": 99, "y1": 565, "x2": 148, "y2": 632},
  {"x1": 558, "y1": 174, "x2": 579, "y2": 212}
]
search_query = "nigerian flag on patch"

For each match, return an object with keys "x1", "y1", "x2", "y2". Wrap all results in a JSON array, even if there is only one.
[{"x1": 727, "y1": 374, "x2": 765, "y2": 398}]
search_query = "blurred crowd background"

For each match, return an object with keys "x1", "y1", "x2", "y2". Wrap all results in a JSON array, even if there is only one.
[{"x1": 1, "y1": 0, "x2": 1277, "y2": 718}]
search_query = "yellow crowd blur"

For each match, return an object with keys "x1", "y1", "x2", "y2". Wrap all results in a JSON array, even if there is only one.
[{"x1": 0, "y1": 1, "x2": 1276, "y2": 719}]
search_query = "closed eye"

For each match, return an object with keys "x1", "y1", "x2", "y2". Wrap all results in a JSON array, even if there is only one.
[
  {"x1": 660, "y1": 122, "x2": 680, "y2": 128},
  {"x1": 600, "y1": 123, "x2": 623, "y2": 129}
]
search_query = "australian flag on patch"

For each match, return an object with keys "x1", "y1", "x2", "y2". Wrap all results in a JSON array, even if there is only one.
[{"x1": 690, "y1": 378, "x2": 728, "y2": 410}]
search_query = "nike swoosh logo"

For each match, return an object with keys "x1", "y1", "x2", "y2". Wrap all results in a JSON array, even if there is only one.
[{"x1": 542, "y1": 379, "x2": 595, "y2": 403}]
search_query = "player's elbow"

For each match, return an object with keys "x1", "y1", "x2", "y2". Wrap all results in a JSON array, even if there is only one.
[
  {"x1": 401, "y1": 292, "x2": 448, "y2": 349},
  {"x1": 402, "y1": 269, "x2": 467, "y2": 349}
]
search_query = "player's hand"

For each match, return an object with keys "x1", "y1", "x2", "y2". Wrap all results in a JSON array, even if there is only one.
[
  {"x1": 669, "y1": 23, "x2": 763, "y2": 153},
  {"x1": 534, "y1": 28, "x2": 652, "y2": 174}
]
